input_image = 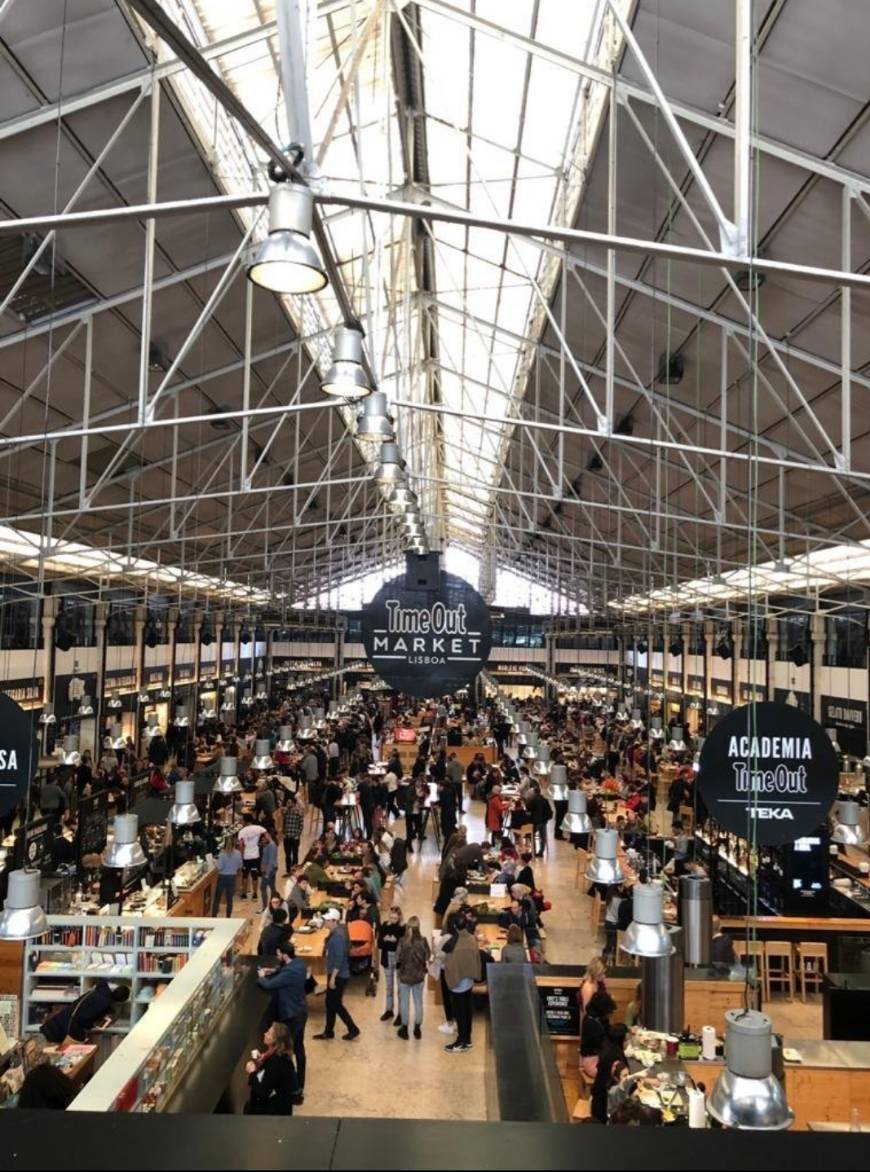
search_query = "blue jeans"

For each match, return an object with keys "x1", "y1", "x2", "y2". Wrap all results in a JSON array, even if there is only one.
[
  {"x1": 398, "y1": 980, "x2": 424, "y2": 1028},
  {"x1": 260, "y1": 870, "x2": 278, "y2": 908},
  {"x1": 212, "y1": 873, "x2": 236, "y2": 917},
  {"x1": 383, "y1": 953, "x2": 399, "y2": 1013}
]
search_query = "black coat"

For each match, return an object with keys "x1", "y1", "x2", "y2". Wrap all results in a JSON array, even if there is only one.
[
  {"x1": 258, "y1": 922, "x2": 293, "y2": 957},
  {"x1": 247, "y1": 1052, "x2": 298, "y2": 1115}
]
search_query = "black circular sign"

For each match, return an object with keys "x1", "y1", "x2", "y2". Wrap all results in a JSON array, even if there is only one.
[
  {"x1": 698, "y1": 701, "x2": 838, "y2": 845},
  {"x1": 0, "y1": 693, "x2": 39, "y2": 819},
  {"x1": 362, "y1": 570, "x2": 492, "y2": 698}
]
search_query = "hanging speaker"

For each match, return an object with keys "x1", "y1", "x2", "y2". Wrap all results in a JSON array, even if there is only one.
[
  {"x1": 55, "y1": 619, "x2": 74, "y2": 652},
  {"x1": 144, "y1": 619, "x2": 159, "y2": 649},
  {"x1": 788, "y1": 643, "x2": 808, "y2": 668},
  {"x1": 668, "y1": 637, "x2": 684, "y2": 657}
]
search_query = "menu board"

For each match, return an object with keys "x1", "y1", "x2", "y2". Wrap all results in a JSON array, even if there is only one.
[
  {"x1": 537, "y1": 984, "x2": 580, "y2": 1037},
  {"x1": 15, "y1": 817, "x2": 53, "y2": 871},
  {"x1": 77, "y1": 792, "x2": 109, "y2": 860}
]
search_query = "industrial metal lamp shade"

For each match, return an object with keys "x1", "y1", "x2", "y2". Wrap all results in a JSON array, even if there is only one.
[
  {"x1": 241, "y1": 690, "x2": 254, "y2": 707},
  {"x1": 521, "y1": 732, "x2": 539, "y2": 761},
  {"x1": 832, "y1": 800, "x2": 868, "y2": 846},
  {"x1": 143, "y1": 715, "x2": 160, "y2": 740},
  {"x1": 356, "y1": 390, "x2": 393, "y2": 440},
  {"x1": 585, "y1": 828, "x2": 624, "y2": 885},
  {"x1": 220, "y1": 697, "x2": 235, "y2": 714},
  {"x1": 109, "y1": 723, "x2": 126, "y2": 750},
  {"x1": 547, "y1": 764, "x2": 569, "y2": 802},
  {"x1": 252, "y1": 739, "x2": 273, "y2": 770},
  {"x1": 277, "y1": 726, "x2": 295, "y2": 752},
  {"x1": 102, "y1": 814, "x2": 147, "y2": 869},
  {"x1": 516, "y1": 721, "x2": 530, "y2": 747},
  {"x1": 708, "y1": 1009, "x2": 794, "y2": 1130},
  {"x1": 174, "y1": 707, "x2": 189, "y2": 728},
  {"x1": 60, "y1": 735, "x2": 80, "y2": 766},
  {"x1": 78, "y1": 694, "x2": 94, "y2": 716},
  {"x1": 39, "y1": 703, "x2": 56, "y2": 725},
  {"x1": 373, "y1": 442, "x2": 405, "y2": 486},
  {"x1": 668, "y1": 726, "x2": 687, "y2": 752},
  {"x1": 200, "y1": 704, "x2": 217, "y2": 721},
  {"x1": 534, "y1": 745, "x2": 551, "y2": 776},
  {"x1": 213, "y1": 755, "x2": 242, "y2": 795},
  {"x1": 322, "y1": 325, "x2": 371, "y2": 399},
  {"x1": 107, "y1": 692, "x2": 122, "y2": 709},
  {"x1": 247, "y1": 185, "x2": 327, "y2": 294},
  {"x1": 561, "y1": 787, "x2": 592, "y2": 834},
  {"x1": 0, "y1": 870, "x2": 47, "y2": 940},
  {"x1": 622, "y1": 883, "x2": 675, "y2": 957},
  {"x1": 630, "y1": 709, "x2": 644, "y2": 730},
  {"x1": 649, "y1": 717, "x2": 664, "y2": 740},
  {"x1": 388, "y1": 484, "x2": 418, "y2": 512},
  {"x1": 138, "y1": 688, "x2": 151, "y2": 702},
  {"x1": 169, "y1": 779, "x2": 201, "y2": 826}
]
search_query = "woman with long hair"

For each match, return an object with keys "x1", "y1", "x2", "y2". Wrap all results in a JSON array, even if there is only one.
[
  {"x1": 395, "y1": 915, "x2": 431, "y2": 1040},
  {"x1": 245, "y1": 1021, "x2": 299, "y2": 1114}
]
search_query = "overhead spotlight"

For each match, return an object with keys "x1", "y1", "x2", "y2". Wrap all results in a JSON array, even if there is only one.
[
  {"x1": 148, "y1": 341, "x2": 169, "y2": 373},
  {"x1": 388, "y1": 485, "x2": 418, "y2": 512},
  {"x1": 322, "y1": 325, "x2": 371, "y2": 400},
  {"x1": 356, "y1": 391, "x2": 394, "y2": 441},
  {"x1": 373, "y1": 442, "x2": 405, "y2": 486},
  {"x1": 246, "y1": 184, "x2": 327, "y2": 294}
]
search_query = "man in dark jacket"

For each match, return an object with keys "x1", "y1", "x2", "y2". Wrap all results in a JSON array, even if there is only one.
[
  {"x1": 258, "y1": 907, "x2": 293, "y2": 957},
  {"x1": 438, "y1": 780, "x2": 458, "y2": 840},
  {"x1": 258, "y1": 941, "x2": 310, "y2": 1100},
  {"x1": 526, "y1": 786, "x2": 553, "y2": 858},
  {"x1": 41, "y1": 980, "x2": 129, "y2": 1043}
]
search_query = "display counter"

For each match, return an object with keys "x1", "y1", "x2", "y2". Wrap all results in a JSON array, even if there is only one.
[{"x1": 68, "y1": 916, "x2": 247, "y2": 1112}]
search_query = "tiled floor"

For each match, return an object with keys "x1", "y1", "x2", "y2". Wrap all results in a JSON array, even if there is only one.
[{"x1": 237, "y1": 788, "x2": 825, "y2": 1119}]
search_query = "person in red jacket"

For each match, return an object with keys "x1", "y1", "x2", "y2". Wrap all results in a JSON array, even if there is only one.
[{"x1": 486, "y1": 785, "x2": 508, "y2": 846}]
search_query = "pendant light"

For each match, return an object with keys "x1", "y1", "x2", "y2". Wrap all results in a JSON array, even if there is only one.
[
  {"x1": 296, "y1": 722, "x2": 316, "y2": 740},
  {"x1": 77, "y1": 694, "x2": 94, "y2": 717},
  {"x1": 826, "y1": 727, "x2": 841, "y2": 755},
  {"x1": 0, "y1": 870, "x2": 48, "y2": 940},
  {"x1": 39, "y1": 703, "x2": 56, "y2": 726},
  {"x1": 521, "y1": 731, "x2": 539, "y2": 761},
  {"x1": 159, "y1": 684, "x2": 172, "y2": 700},
  {"x1": 102, "y1": 814, "x2": 147, "y2": 869},
  {"x1": 615, "y1": 704, "x2": 628, "y2": 722},
  {"x1": 220, "y1": 694, "x2": 235, "y2": 715},
  {"x1": 276, "y1": 725, "x2": 295, "y2": 752},
  {"x1": 561, "y1": 789, "x2": 592, "y2": 835},
  {"x1": 199, "y1": 701, "x2": 217, "y2": 721},
  {"x1": 142, "y1": 714, "x2": 160, "y2": 742},
  {"x1": 708, "y1": 1009, "x2": 794, "y2": 1130},
  {"x1": 109, "y1": 722, "x2": 126, "y2": 750},
  {"x1": 629, "y1": 708, "x2": 644, "y2": 731},
  {"x1": 547, "y1": 764, "x2": 569, "y2": 803},
  {"x1": 708, "y1": 699, "x2": 721, "y2": 716},
  {"x1": 173, "y1": 706, "x2": 190, "y2": 728},
  {"x1": 668, "y1": 725, "x2": 687, "y2": 752},
  {"x1": 586, "y1": 828, "x2": 624, "y2": 885},
  {"x1": 107, "y1": 691, "x2": 122, "y2": 710},
  {"x1": 832, "y1": 800, "x2": 868, "y2": 846},
  {"x1": 388, "y1": 484, "x2": 418, "y2": 512},
  {"x1": 169, "y1": 779, "x2": 201, "y2": 826},
  {"x1": 785, "y1": 689, "x2": 798, "y2": 708},
  {"x1": 137, "y1": 687, "x2": 151, "y2": 703},
  {"x1": 373, "y1": 442, "x2": 405, "y2": 487},
  {"x1": 247, "y1": 184, "x2": 327, "y2": 294},
  {"x1": 534, "y1": 744, "x2": 551, "y2": 777},
  {"x1": 692, "y1": 737, "x2": 705, "y2": 774},
  {"x1": 255, "y1": 680, "x2": 269, "y2": 701},
  {"x1": 252, "y1": 739, "x2": 273, "y2": 770},
  {"x1": 59, "y1": 735, "x2": 80, "y2": 766},
  {"x1": 213, "y1": 756, "x2": 242, "y2": 795},
  {"x1": 322, "y1": 325, "x2": 371, "y2": 399},
  {"x1": 516, "y1": 720, "x2": 530, "y2": 748},
  {"x1": 241, "y1": 689, "x2": 254, "y2": 708},
  {"x1": 649, "y1": 717, "x2": 664, "y2": 740},
  {"x1": 621, "y1": 883, "x2": 675, "y2": 957},
  {"x1": 356, "y1": 390, "x2": 393, "y2": 440}
]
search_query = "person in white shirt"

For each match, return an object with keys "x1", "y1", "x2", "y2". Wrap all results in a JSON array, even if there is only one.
[
  {"x1": 328, "y1": 740, "x2": 340, "y2": 779},
  {"x1": 384, "y1": 770, "x2": 399, "y2": 820},
  {"x1": 238, "y1": 813, "x2": 268, "y2": 900}
]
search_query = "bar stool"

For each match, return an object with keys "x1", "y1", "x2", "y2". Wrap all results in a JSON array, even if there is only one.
[
  {"x1": 797, "y1": 942, "x2": 828, "y2": 1001},
  {"x1": 737, "y1": 940, "x2": 767, "y2": 997},
  {"x1": 574, "y1": 849, "x2": 588, "y2": 890},
  {"x1": 588, "y1": 890, "x2": 606, "y2": 933},
  {"x1": 764, "y1": 940, "x2": 795, "y2": 1001}
]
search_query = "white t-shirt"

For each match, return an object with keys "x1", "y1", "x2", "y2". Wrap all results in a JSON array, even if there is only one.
[
  {"x1": 239, "y1": 824, "x2": 266, "y2": 860},
  {"x1": 385, "y1": 771, "x2": 398, "y2": 792},
  {"x1": 328, "y1": 741, "x2": 340, "y2": 758}
]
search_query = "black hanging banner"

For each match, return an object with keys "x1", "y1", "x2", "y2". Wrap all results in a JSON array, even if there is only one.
[
  {"x1": 0, "y1": 692, "x2": 39, "y2": 819},
  {"x1": 362, "y1": 558, "x2": 492, "y2": 698},
  {"x1": 820, "y1": 694, "x2": 867, "y2": 758},
  {"x1": 698, "y1": 701, "x2": 839, "y2": 846}
]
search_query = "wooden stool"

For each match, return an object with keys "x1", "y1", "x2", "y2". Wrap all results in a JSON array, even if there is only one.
[
  {"x1": 764, "y1": 941, "x2": 795, "y2": 1001},
  {"x1": 588, "y1": 890, "x2": 606, "y2": 933},
  {"x1": 574, "y1": 849, "x2": 588, "y2": 890},
  {"x1": 678, "y1": 804, "x2": 694, "y2": 833},
  {"x1": 797, "y1": 942, "x2": 828, "y2": 1001},
  {"x1": 737, "y1": 940, "x2": 767, "y2": 998}
]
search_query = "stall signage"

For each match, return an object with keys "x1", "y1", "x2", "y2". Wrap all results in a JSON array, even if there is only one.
[
  {"x1": 537, "y1": 984, "x2": 580, "y2": 1036},
  {"x1": 362, "y1": 570, "x2": 492, "y2": 698},
  {"x1": 16, "y1": 817, "x2": 53, "y2": 871},
  {"x1": 0, "y1": 693, "x2": 39, "y2": 818},
  {"x1": 820, "y1": 694, "x2": 867, "y2": 758},
  {"x1": 698, "y1": 701, "x2": 838, "y2": 845}
]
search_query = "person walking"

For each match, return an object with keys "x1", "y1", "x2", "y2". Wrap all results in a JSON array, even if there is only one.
[
  {"x1": 259, "y1": 830, "x2": 279, "y2": 911},
  {"x1": 441, "y1": 908, "x2": 482, "y2": 1052},
  {"x1": 257, "y1": 940, "x2": 310, "y2": 1103},
  {"x1": 238, "y1": 813, "x2": 267, "y2": 901},
  {"x1": 211, "y1": 836, "x2": 243, "y2": 917},
  {"x1": 377, "y1": 906, "x2": 404, "y2": 1023},
  {"x1": 282, "y1": 794, "x2": 303, "y2": 871},
  {"x1": 396, "y1": 915, "x2": 430, "y2": 1040},
  {"x1": 313, "y1": 909, "x2": 360, "y2": 1041}
]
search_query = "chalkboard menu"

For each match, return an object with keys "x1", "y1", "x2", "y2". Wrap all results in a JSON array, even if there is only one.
[
  {"x1": 537, "y1": 983, "x2": 580, "y2": 1037},
  {"x1": 15, "y1": 817, "x2": 53, "y2": 871},
  {"x1": 77, "y1": 792, "x2": 109, "y2": 861}
]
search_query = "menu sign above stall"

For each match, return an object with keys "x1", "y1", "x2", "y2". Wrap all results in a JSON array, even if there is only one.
[
  {"x1": 362, "y1": 568, "x2": 491, "y2": 698},
  {"x1": 0, "y1": 693, "x2": 39, "y2": 819},
  {"x1": 698, "y1": 701, "x2": 838, "y2": 845}
]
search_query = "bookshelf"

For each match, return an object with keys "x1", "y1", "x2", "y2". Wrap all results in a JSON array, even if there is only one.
[{"x1": 22, "y1": 916, "x2": 218, "y2": 1038}]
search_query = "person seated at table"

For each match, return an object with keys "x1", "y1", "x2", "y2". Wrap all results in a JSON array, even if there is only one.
[
  {"x1": 360, "y1": 863, "x2": 382, "y2": 902},
  {"x1": 346, "y1": 889, "x2": 379, "y2": 931},
  {"x1": 349, "y1": 827, "x2": 365, "y2": 844},
  {"x1": 710, "y1": 915, "x2": 738, "y2": 968},
  {"x1": 624, "y1": 981, "x2": 642, "y2": 1028},
  {"x1": 499, "y1": 923, "x2": 527, "y2": 964},
  {"x1": 495, "y1": 857, "x2": 517, "y2": 886},
  {"x1": 319, "y1": 823, "x2": 339, "y2": 856},
  {"x1": 286, "y1": 873, "x2": 312, "y2": 921},
  {"x1": 609, "y1": 1098, "x2": 663, "y2": 1127},
  {"x1": 499, "y1": 894, "x2": 542, "y2": 957},
  {"x1": 580, "y1": 989, "x2": 616, "y2": 1077},
  {"x1": 516, "y1": 851, "x2": 536, "y2": 892},
  {"x1": 258, "y1": 906, "x2": 293, "y2": 957}
]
